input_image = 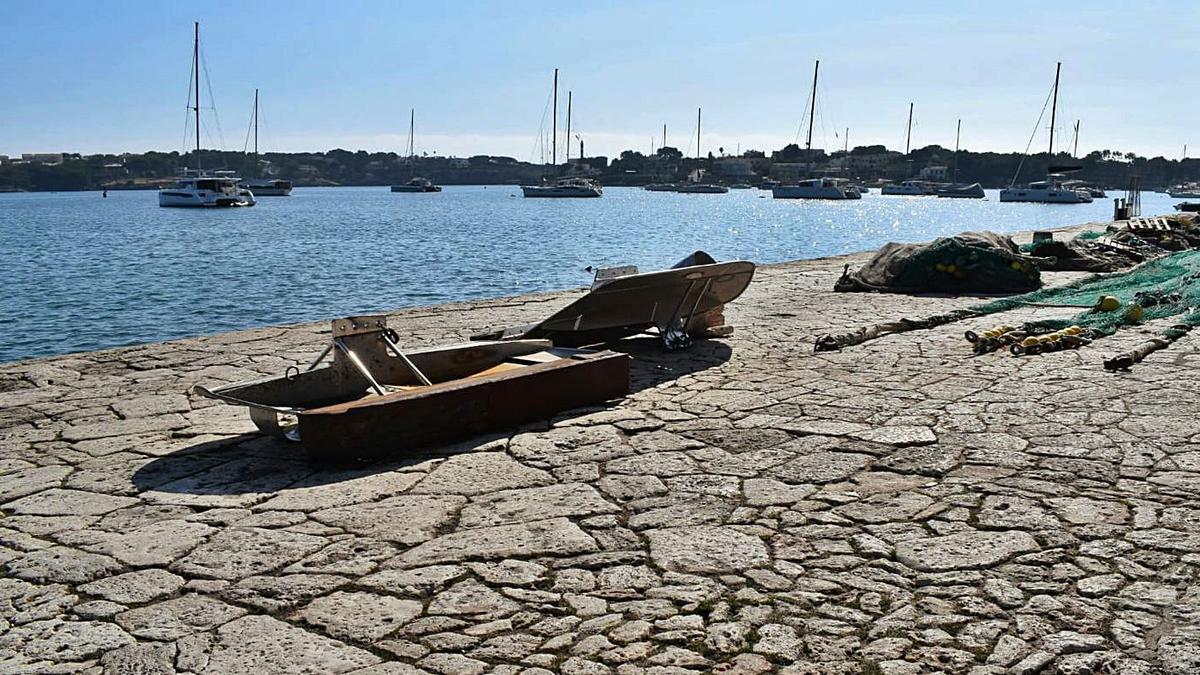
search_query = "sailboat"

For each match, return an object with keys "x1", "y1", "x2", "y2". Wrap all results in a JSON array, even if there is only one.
[
  {"x1": 240, "y1": 89, "x2": 293, "y2": 196},
  {"x1": 773, "y1": 60, "x2": 860, "y2": 200},
  {"x1": 522, "y1": 69, "x2": 602, "y2": 198},
  {"x1": 391, "y1": 109, "x2": 442, "y2": 193},
  {"x1": 675, "y1": 108, "x2": 728, "y2": 194},
  {"x1": 881, "y1": 104, "x2": 930, "y2": 196},
  {"x1": 159, "y1": 22, "x2": 255, "y2": 208},
  {"x1": 999, "y1": 63, "x2": 1092, "y2": 204},
  {"x1": 934, "y1": 119, "x2": 985, "y2": 199}
]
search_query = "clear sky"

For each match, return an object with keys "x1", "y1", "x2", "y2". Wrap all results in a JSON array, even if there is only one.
[{"x1": 2, "y1": 0, "x2": 1196, "y2": 160}]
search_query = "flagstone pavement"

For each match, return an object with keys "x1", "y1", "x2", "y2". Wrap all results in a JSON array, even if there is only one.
[{"x1": 2, "y1": 227, "x2": 1199, "y2": 674}]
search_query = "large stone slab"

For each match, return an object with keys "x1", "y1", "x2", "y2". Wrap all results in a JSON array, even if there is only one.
[
  {"x1": 409, "y1": 453, "x2": 553, "y2": 496},
  {"x1": 255, "y1": 470, "x2": 425, "y2": 511},
  {"x1": 312, "y1": 494, "x2": 465, "y2": 544},
  {"x1": 0, "y1": 618, "x2": 134, "y2": 661},
  {"x1": 293, "y1": 591, "x2": 422, "y2": 642},
  {"x1": 771, "y1": 452, "x2": 872, "y2": 484},
  {"x1": 646, "y1": 526, "x2": 769, "y2": 573},
  {"x1": 6, "y1": 545, "x2": 124, "y2": 583},
  {"x1": 457, "y1": 483, "x2": 618, "y2": 528},
  {"x1": 78, "y1": 568, "x2": 186, "y2": 604},
  {"x1": 172, "y1": 527, "x2": 326, "y2": 579},
  {"x1": 84, "y1": 518, "x2": 216, "y2": 566},
  {"x1": 0, "y1": 465, "x2": 73, "y2": 502},
  {"x1": 3, "y1": 488, "x2": 138, "y2": 516},
  {"x1": 894, "y1": 530, "x2": 1040, "y2": 572},
  {"x1": 220, "y1": 573, "x2": 350, "y2": 613},
  {"x1": 399, "y1": 518, "x2": 597, "y2": 566},
  {"x1": 426, "y1": 579, "x2": 520, "y2": 617},
  {"x1": 140, "y1": 456, "x2": 313, "y2": 508},
  {"x1": 116, "y1": 594, "x2": 248, "y2": 640},
  {"x1": 204, "y1": 614, "x2": 381, "y2": 674}
]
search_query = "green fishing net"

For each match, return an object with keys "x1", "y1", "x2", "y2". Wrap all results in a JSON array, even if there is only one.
[{"x1": 968, "y1": 248, "x2": 1200, "y2": 336}]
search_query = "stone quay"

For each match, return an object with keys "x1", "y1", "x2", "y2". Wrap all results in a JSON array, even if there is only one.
[{"x1": 1, "y1": 224, "x2": 1198, "y2": 674}]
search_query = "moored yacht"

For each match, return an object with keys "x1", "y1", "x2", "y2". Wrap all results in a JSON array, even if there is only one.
[
  {"x1": 392, "y1": 177, "x2": 443, "y2": 193},
  {"x1": 521, "y1": 177, "x2": 602, "y2": 198},
  {"x1": 674, "y1": 108, "x2": 728, "y2": 195},
  {"x1": 159, "y1": 23, "x2": 254, "y2": 208},
  {"x1": 999, "y1": 175, "x2": 1092, "y2": 203},
  {"x1": 935, "y1": 182, "x2": 986, "y2": 199},
  {"x1": 239, "y1": 89, "x2": 292, "y2": 196},
  {"x1": 880, "y1": 180, "x2": 935, "y2": 196},
  {"x1": 772, "y1": 63, "x2": 858, "y2": 201},
  {"x1": 1001, "y1": 63, "x2": 1092, "y2": 205},
  {"x1": 240, "y1": 178, "x2": 292, "y2": 196},
  {"x1": 675, "y1": 182, "x2": 729, "y2": 194},
  {"x1": 772, "y1": 177, "x2": 861, "y2": 200},
  {"x1": 1167, "y1": 183, "x2": 1200, "y2": 198},
  {"x1": 160, "y1": 171, "x2": 256, "y2": 207},
  {"x1": 390, "y1": 109, "x2": 442, "y2": 193}
]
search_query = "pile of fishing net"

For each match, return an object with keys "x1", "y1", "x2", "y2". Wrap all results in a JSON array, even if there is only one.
[
  {"x1": 834, "y1": 232, "x2": 1042, "y2": 294},
  {"x1": 1019, "y1": 231, "x2": 1151, "y2": 272},
  {"x1": 816, "y1": 247, "x2": 1200, "y2": 370}
]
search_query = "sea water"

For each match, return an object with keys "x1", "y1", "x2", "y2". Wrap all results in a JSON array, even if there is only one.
[{"x1": 0, "y1": 186, "x2": 1176, "y2": 362}]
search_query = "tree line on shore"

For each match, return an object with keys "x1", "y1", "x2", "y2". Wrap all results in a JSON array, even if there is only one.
[{"x1": 1, "y1": 144, "x2": 1196, "y2": 192}]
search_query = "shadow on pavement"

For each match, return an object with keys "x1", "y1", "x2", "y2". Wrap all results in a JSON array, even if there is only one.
[{"x1": 132, "y1": 336, "x2": 733, "y2": 496}]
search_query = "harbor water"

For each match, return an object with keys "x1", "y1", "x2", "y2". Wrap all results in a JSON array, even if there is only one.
[{"x1": 0, "y1": 186, "x2": 1178, "y2": 362}]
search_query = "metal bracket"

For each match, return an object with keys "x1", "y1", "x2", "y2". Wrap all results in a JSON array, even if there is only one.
[
  {"x1": 333, "y1": 338, "x2": 386, "y2": 395},
  {"x1": 380, "y1": 329, "x2": 432, "y2": 386}
]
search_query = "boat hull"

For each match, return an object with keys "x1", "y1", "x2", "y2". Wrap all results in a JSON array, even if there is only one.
[
  {"x1": 999, "y1": 188, "x2": 1091, "y2": 203},
  {"x1": 675, "y1": 184, "x2": 729, "y2": 194},
  {"x1": 391, "y1": 185, "x2": 442, "y2": 192},
  {"x1": 476, "y1": 254, "x2": 756, "y2": 347},
  {"x1": 299, "y1": 350, "x2": 627, "y2": 460},
  {"x1": 935, "y1": 183, "x2": 986, "y2": 199},
  {"x1": 158, "y1": 191, "x2": 255, "y2": 207},
  {"x1": 244, "y1": 187, "x2": 291, "y2": 196},
  {"x1": 772, "y1": 186, "x2": 860, "y2": 200},
  {"x1": 195, "y1": 334, "x2": 629, "y2": 461},
  {"x1": 880, "y1": 185, "x2": 932, "y2": 196},
  {"x1": 521, "y1": 186, "x2": 602, "y2": 198}
]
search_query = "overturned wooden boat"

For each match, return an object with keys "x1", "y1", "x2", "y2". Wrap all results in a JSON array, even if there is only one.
[
  {"x1": 193, "y1": 315, "x2": 629, "y2": 460},
  {"x1": 474, "y1": 251, "x2": 756, "y2": 350}
]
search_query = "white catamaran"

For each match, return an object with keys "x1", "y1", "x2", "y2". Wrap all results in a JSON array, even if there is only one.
[
  {"x1": 391, "y1": 109, "x2": 442, "y2": 193},
  {"x1": 522, "y1": 69, "x2": 602, "y2": 198},
  {"x1": 773, "y1": 60, "x2": 859, "y2": 200},
  {"x1": 159, "y1": 23, "x2": 255, "y2": 208},
  {"x1": 1000, "y1": 63, "x2": 1092, "y2": 204}
]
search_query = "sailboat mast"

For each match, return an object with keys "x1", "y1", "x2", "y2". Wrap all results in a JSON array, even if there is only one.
[
  {"x1": 409, "y1": 109, "x2": 415, "y2": 158},
  {"x1": 253, "y1": 88, "x2": 258, "y2": 156},
  {"x1": 1073, "y1": 120, "x2": 1080, "y2": 158},
  {"x1": 551, "y1": 69, "x2": 558, "y2": 166},
  {"x1": 193, "y1": 22, "x2": 201, "y2": 165},
  {"x1": 1048, "y1": 62, "x2": 1061, "y2": 156},
  {"x1": 662, "y1": 124, "x2": 667, "y2": 149},
  {"x1": 905, "y1": 103, "x2": 913, "y2": 155},
  {"x1": 844, "y1": 127, "x2": 849, "y2": 154},
  {"x1": 697, "y1": 107, "x2": 701, "y2": 160},
  {"x1": 566, "y1": 91, "x2": 572, "y2": 162},
  {"x1": 805, "y1": 60, "x2": 819, "y2": 152},
  {"x1": 954, "y1": 119, "x2": 961, "y2": 183}
]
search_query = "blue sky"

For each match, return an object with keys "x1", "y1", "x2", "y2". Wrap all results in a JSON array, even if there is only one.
[{"x1": 2, "y1": 1, "x2": 1196, "y2": 160}]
